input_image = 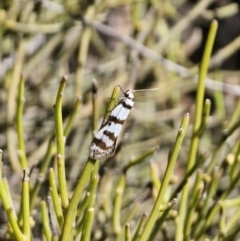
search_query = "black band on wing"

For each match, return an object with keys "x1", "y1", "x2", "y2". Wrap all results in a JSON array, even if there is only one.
[
  {"x1": 122, "y1": 101, "x2": 133, "y2": 110},
  {"x1": 103, "y1": 130, "x2": 116, "y2": 142}
]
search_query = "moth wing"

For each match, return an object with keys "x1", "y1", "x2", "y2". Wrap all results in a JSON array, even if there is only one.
[{"x1": 89, "y1": 137, "x2": 116, "y2": 160}]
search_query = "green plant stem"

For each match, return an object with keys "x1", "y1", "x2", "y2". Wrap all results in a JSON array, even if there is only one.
[
  {"x1": 30, "y1": 137, "x2": 55, "y2": 210},
  {"x1": 219, "y1": 204, "x2": 226, "y2": 237},
  {"x1": 114, "y1": 146, "x2": 157, "y2": 240},
  {"x1": 176, "y1": 20, "x2": 218, "y2": 241},
  {"x1": 76, "y1": 193, "x2": 90, "y2": 216},
  {"x1": 159, "y1": 198, "x2": 177, "y2": 212},
  {"x1": 31, "y1": 96, "x2": 81, "y2": 209},
  {"x1": 170, "y1": 153, "x2": 205, "y2": 200},
  {"x1": 190, "y1": 20, "x2": 218, "y2": 170},
  {"x1": 122, "y1": 203, "x2": 139, "y2": 227},
  {"x1": 194, "y1": 169, "x2": 240, "y2": 239},
  {"x1": 74, "y1": 194, "x2": 91, "y2": 236},
  {"x1": 92, "y1": 79, "x2": 99, "y2": 133},
  {"x1": 149, "y1": 161, "x2": 161, "y2": 191},
  {"x1": 103, "y1": 85, "x2": 120, "y2": 123},
  {"x1": 6, "y1": 39, "x2": 25, "y2": 171},
  {"x1": 221, "y1": 117, "x2": 240, "y2": 144},
  {"x1": 230, "y1": 141, "x2": 240, "y2": 180},
  {"x1": 49, "y1": 168, "x2": 64, "y2": 228},
  {"x1": 60, "y1": 159, "x2": 95, "y2": 241},
  {"x1": 16, "y1": 74, "x2": 27, "y2": 168},
  {"x1": 0, "y1": 152, "x2": 26, "y2": 241},
  {"x1": 99, "y1": 173, "x2": 113, "y2": 218},
  {"x1": 81, "y1": 208, "x2": 94, "y2": 241},
  {"x1": 198, "y1": 99, "x2": 211, "y2": 135},
  {"x1": 213, "y1": 71, "x2": 225, "y2": 119},
  {"x1": 47, "y1": 196, "x2": 59, "y2": 241},
  {"x1": 1, "y1": 17, "x2": 64, "y2": 34},
  {"x1": 113, "y1": 174, "x2": 126, "y2": 235},
  {"x1": 81, "y1": 174, "x2": 99, "y2": 241},
  {"x1": 52, "y1": 235, "x2": 59, "y2": 241},
  {"x1": 64, "y1": 96, "x2": 82, "y2": 137},
  {"x1": 206, "y1": 109, "x2": 240, "y2": 172},
  {"x1": 224, "y1": 201, "x2": 240, "y2": 233},
  {"x1": 123, "y1": 146, "x2": 159, "y2": 172},
  {"x1": 198, "y1": 168, "x2": 220, "y2": 220},
  {"x1": 125, "y1": 224, "x2": 131, "y2": 241},
  {"x1": 132, "y1": 213, "x2": 147, "y2": 241},
  {"x1": 148, "y1": 153, "x2": 205, "y2": 241},
  {"x1": 139, "y1": 113, "x2": 189, "y2": 241},
  {"x1": 75, "y1": 6, "x2": 95, "y2": 95},
  {"x1": 183, "y1": 170, "x2": 203, "y2": 239},
  {"x1": 224, "y1": 99, "x2": 240, "y2": 131},
  {"x1": 223, "y1": 223, "x2": 240, "y2": 241},
  {"x1": 3, "y1": 177, "x2": 17, "y2": 218},
  {"x1": 22, "y1": 169, "x2": 31, "y2": 241},
  {"x1": 54, "y1": 75, "x2": 68, "y2": 208},
  {"x1": 40, "y1": 200, "x2": 51, "y2": 241}
]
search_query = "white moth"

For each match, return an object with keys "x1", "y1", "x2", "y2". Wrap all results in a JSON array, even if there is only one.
[
  {"x1": 89, "y1": 89, "x2": 134, "y2": 160},
  {"x1": 89, "y1": 87, "x2": 158, "y2": 160}
]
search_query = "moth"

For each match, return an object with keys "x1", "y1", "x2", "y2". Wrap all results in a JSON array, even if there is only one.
[{"x1": 89, "y1": 87, "x2": 158, "y2": 160}]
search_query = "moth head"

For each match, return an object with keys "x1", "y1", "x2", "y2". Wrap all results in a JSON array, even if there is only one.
[{"x1": 125, "y1": 89, "x2": 134, "y2": 101}]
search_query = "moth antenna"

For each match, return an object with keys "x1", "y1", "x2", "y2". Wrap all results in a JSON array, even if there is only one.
[
  {"x1": 133, "y1": 88, "x2": 159, "y2": 93},
  {"x1": 116, "y1": 85, "x2": 126, "y2": 94}
]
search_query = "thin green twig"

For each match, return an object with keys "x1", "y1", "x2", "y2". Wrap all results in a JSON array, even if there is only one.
[
  {"x1": 125, "y1": 224, "x2": 131, "y2": 241},
  {"x1": 177, "y1": 20, "x2": 218, "y2": 241},
  {"x1": 22, "y1": 169, "x2": 31, "y2": 240},
  {"x1": 139, "y1": 113, "x2": 189, "y2": 241},
  {"x1": 54, "y1": 75, "x2": 69, "y2": 208},
  {"x1": 60, "y1": 159, "x2": 95, "y2": 241},
  {"x1": 40, "y1": 200, "x2": 52, "y2": 241},
  {"x1": 49, "y1": 168, "x2": 64, "y2": 228},
  {"x1": 16, "y1": 74, "x2": 27, "y2": 168},
  {"x1": 0, "y1": 151, "x2": 26, "y2": 241}
]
